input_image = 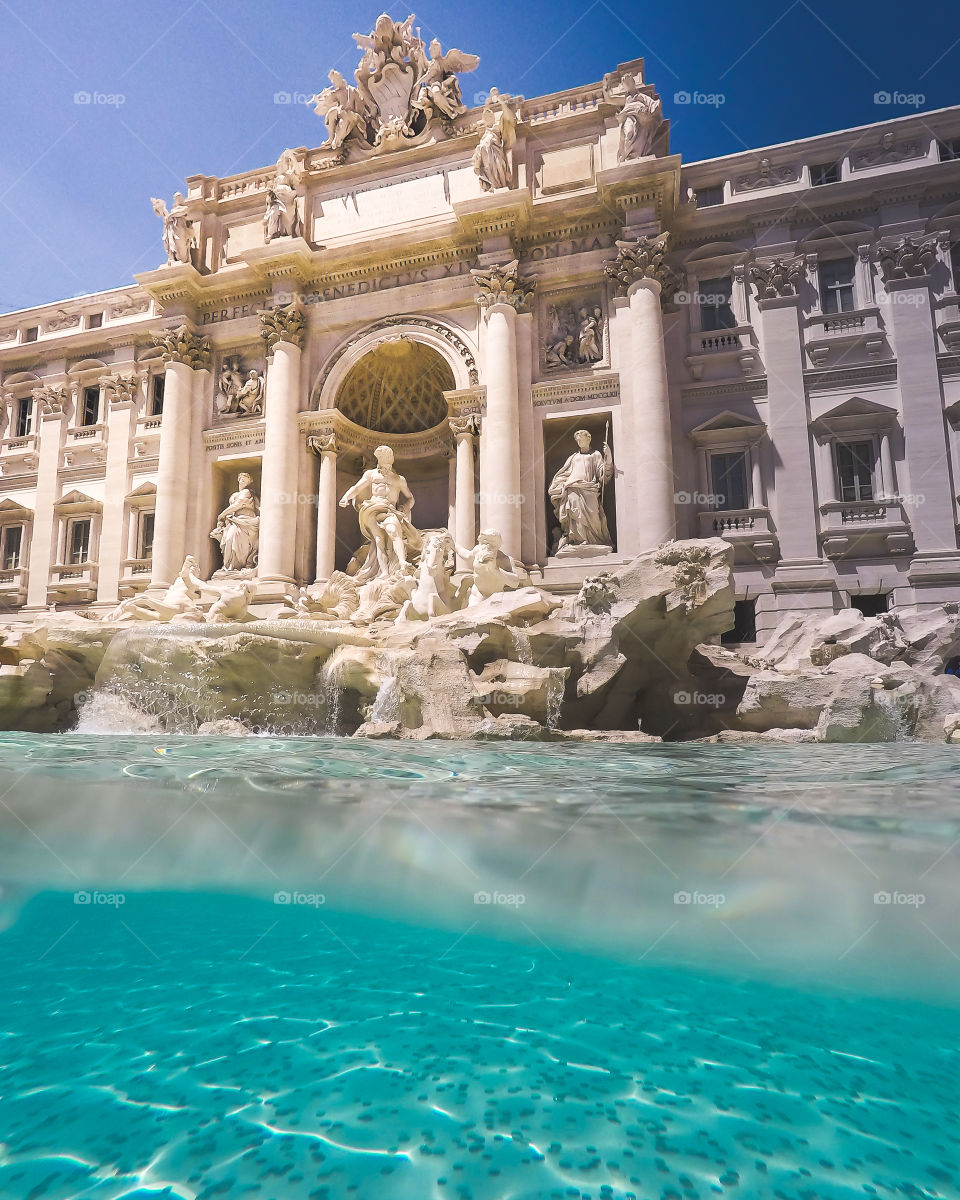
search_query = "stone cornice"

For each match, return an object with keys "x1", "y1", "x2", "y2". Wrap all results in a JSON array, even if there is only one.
[
  {"x1": 803, "y1": 362, "x2": 899, "y2": 390},
  {"x1": 532, "y1": 372, "x2": 620, "y2": 408},
  {"x1": 680, "y1": 377, "x2": 769, "y2": 401}
]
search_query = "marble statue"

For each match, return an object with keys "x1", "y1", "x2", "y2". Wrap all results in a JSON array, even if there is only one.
[
  {"x1": 338, "y1": 445, "x2": 421, "y2": 583},
  {"x1": 285, "y1": 571, "x2": 361, "y2": 622},
  {"x1": 313, "y1": 70, "x2": 370, "y2": 151},
  {"x1": 263, "y1": 156, "x2": 301, "y2": 241},
  {"x1": 234, "y1": 371, "x2": 264, "y2": 416},
  {"x1": 151, "y1": 193, "x2": 192, "y2": 266},
  {"x1": 106, "y1": 556, "x2": 205, "y2": 623},
  {"x1": 456, "y1": 529, "x2": 523, "y2": 606},
  {"x1": 411, "y1": 39, "x2": 479, "y2": 120},
  {"x1": 399, "y1": 531, "x2": 459, "y2": 620},
  {"x1": 548, "y1": 430, "x2": 614, "y2": 555},
  {"x1": 352, "y1": 13, "x2": 418, "y2": 74},
  {"x1": 472, "y1": 89, "x2": 519, "y2": 192},
  {"x1": 210, "y1": 473, "x2": 259, "y2": 574},
  {"x1": 207, "y1": 580, "x2": 256, "y2": 624},
  {"x1": 616, "y1": 75, "x2": 662, "y2": 162},
  {"x1": 577, "y1": 306, "x2": 604, "y2": 362}
]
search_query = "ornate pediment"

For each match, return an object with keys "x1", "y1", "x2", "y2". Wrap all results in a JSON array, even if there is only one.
[{"x1": 311, "y1": 13, "x2": 479, "y2": 161}]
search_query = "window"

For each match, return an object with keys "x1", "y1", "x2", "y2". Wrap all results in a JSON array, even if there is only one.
[
  {"x1": 80, "y1": 386, "x2": 100, "y2": 427},
  {"x1": 836, "y1": 440, "x2": 875, "y2": 502},
  {"x1": 698, "y1": 276, "x2": 736, "y2": 332},
  {"x1": 137, "y1": 511, "x2": 155, "y2": 560},
  {"x1": 851, "y1": 593, "x2": 889, "y2": 617},
  {"x1": 695, "y1": 185, "x2": 724, "y2": 208},
  {"x1": 0, "y1": 525, "x2": 23, "y2": 570},
  {"x1": 819, "y1": 258, "x2": 856, "y2": 314},
  {"x1": 938, "y1": 138, "x2": 960, "y2": 162},
  {"x1": 67, "y1": 519, "x2": 92, "y2": 565},
  {"x1": 811, "y1": 161, "x2": 841, "y2": 186},
  {"x1": 14, "y1": 397, "x2": 32, "y2": 438},
  {"x1": 151, "y1": 375, "x2": 165, "y2": 416},
  {"x1": 24, "y1": 327, "x2": 38, "y2": 343},
  {"x1": 710, "y1": 451, "x2": 749, "y2": 511},
  {"x1": 722, "y1": 599, "x2": 757, "y2": 645}
]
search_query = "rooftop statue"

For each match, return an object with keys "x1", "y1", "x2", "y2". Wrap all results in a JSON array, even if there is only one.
[
  {"x1": 312, "y1": 13, "x2": 479, "y2": 157},
  {"x1": 151, "y1": 193, "x2": 193, "y2": 267}
]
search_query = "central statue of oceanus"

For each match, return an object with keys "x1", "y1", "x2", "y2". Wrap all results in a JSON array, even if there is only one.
[{"x1": 338, "y1": 445, "x2": 421, "y2": 582}]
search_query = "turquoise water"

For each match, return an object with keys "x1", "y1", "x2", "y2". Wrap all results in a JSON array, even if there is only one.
[{"x1": 0, "y1": 737, "x2": 958, "y2": 1200}]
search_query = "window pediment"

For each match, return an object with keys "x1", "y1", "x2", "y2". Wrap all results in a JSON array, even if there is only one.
[
  {"x1": 811, "y1": 397, "x2": 897, "y2": 438},
  {"x1": 689, "y1": 410, "x2": 765, "y2": 446}
]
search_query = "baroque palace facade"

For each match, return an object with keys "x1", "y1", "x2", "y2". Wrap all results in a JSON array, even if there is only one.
[{"x1": 2, "y1": 16, "x2": 960, "y2": 641}]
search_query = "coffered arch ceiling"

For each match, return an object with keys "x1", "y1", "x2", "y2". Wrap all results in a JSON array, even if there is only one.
[{"x1": 335, "y1": 337, "x2": 455, "y2": 435}]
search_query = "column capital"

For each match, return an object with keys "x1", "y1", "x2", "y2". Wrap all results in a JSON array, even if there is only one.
[
  {"x1": 876, "y1": 234, "x2": 941, "y2": 285},
  {"x1": 151, "y1": 326, "x2": 212, "y2": 370},
  {"x1": 748, "y1": 255, "x2": 805, "y2": 301},
  {"x1": 471, "y1": 259, "x2": 536, "y2": 313},
  {"x1": 307, "y1": 432, "x2": 338, "y2": 458},
  {"x1": 260, "y1": 303, "x2": 305, "y2": 352},
  {"x1": 448, "y1": 413, "x2": 480, "y2": 440},
  {"x1": 104, "y1": 372, "x2": 142, "y2": 409},
  {"x1": 604, "y1": 231, "x2": 679, "y2": 303},
  {"x1": 32, "y1": 383, "x2": 70, "y2": 419}
]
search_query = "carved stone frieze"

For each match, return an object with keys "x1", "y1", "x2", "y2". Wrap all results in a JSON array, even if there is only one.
[
  {"x1": 749, "y1": 256, "x2": 806, "y2": 300},
  {"x1": 151, "y1": 326, "x2": 212, "y2": 370},
  {"x1": 851, "y1": 132, "x2": 925, "y2": 170},
  {"x1": 543, "y1": 294, "x2": 605, "y2": 370},
  {"x1": 734, "y1": 158, "x2": 801, "y2": 193},
  {"x1": 260, "y1": 304, "x2": 305, "y2": 351}
]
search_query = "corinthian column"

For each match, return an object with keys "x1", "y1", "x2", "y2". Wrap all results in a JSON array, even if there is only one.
[
  {"x1": 449, "y1": 414, "x2": 479, "y2": 563},
  {"x1": 257, "y1": 304, "x2": 305, "y2": 588},
  {"x1": 604, "y1": 233, "x2": 677, "y2": 547},
  {"x1": 308, "y1": 432, "x2": 339, "y2": 582},
  {"x1": 472, "y1": 261, "x2": 535, "y2": 561},
  {"x1": 149, "y1": 327, "x2": 211, "y2": 590}
]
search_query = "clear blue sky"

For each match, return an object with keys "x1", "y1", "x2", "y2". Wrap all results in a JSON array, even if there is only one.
[{"x1": 1, "y1": 0, "x2": 957, "y2": 314}]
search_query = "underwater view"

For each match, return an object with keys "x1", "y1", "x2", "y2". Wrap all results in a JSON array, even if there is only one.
[{"x1": 0, "y1": 736, "x2": 958, "y2": 1200}]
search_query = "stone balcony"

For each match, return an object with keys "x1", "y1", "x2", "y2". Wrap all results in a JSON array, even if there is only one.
[
  {"x1": 0, "y1": 434, "x2": 38, "y2": 476},
  {"x1": 133, "y1": 414, "x2": 163, "y2": 461},
  {"x1": 0, "y1": 566, "x2": 28, "y2": 607},
  {"x1": 697, "y1": 507, "x2": 778, "y2": 562},
  {"x1": 64, "y1": 422, "x2": 107, "y2": 467},
  {"x1": 803, "y1": 307, "x2": 887, "y2": 368},
  {"x1": 819, "y1": 499, "x2": 913, "y2": 558},
  {"x1": 685, "y1": 325, "x2": 762, "y2": 381},
  {"x1": 119, "y1": 557, "x2": 152, "y2": 597},
  {"x1": 49, "y1": 560, "x2": 98, "y2": 602}
]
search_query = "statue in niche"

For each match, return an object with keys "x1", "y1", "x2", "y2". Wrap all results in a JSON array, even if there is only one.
[
  {"x1": 455, "y1": 529, "x2": 523, "y2": 606},
  {"x1": 545, "y1": 303, "x2": 604, "y2": 368},
  {"x1": 548, "y1": 430, "x2": 614, "y2": 556},
  {"x1": 217, "y1": 362, "x2": 264, "y2": 417},
  {"x1": 399, "y1": 531, "x2": 459, "y2": 620},
  {"x1": 210, "y1": 472, "x2": 260, "y2": 574},
  {"x1": 472, "y1": 89, "x2": 520, "y2": 192},
  {"x1": 151, "y1": 193, "x2": 192, "y2": 266},
  {"x1": 313, "y1": 69, "x2": 371, "y2": 151},
  {"x1": 616, "y1": 75, "x2": 662, "y2": 163},
  {"x1": 411, "y1": 39, "x2": 479, "y2": 121},
  {"x1": 338, "y1": 444, "x2": 421, "y2": 583}
]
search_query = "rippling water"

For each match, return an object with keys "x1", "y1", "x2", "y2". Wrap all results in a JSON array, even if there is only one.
[{"x1": 0, "y1": 736, "x2": 958, "y2": 1199}]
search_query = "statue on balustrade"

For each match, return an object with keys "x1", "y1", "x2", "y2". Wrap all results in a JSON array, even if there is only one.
[
  {"x1": 548, "y1": 430, "x2": 614, "y2": 556},
  {"x1": 210, "y1": 473, "x2": 260, "y2": 575},
  {"x1": 338, "y1": 445, "x2": 421, "y2": 583},
  {"x1": 616, "y1": 74, "x2": 662, "y2": 163},
  {"x1": 151, "y1": 193, "x2": 193, "y2": 267},
  {"x1": 472, "y1": 89, "x2": 519, "y2": 192}
]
